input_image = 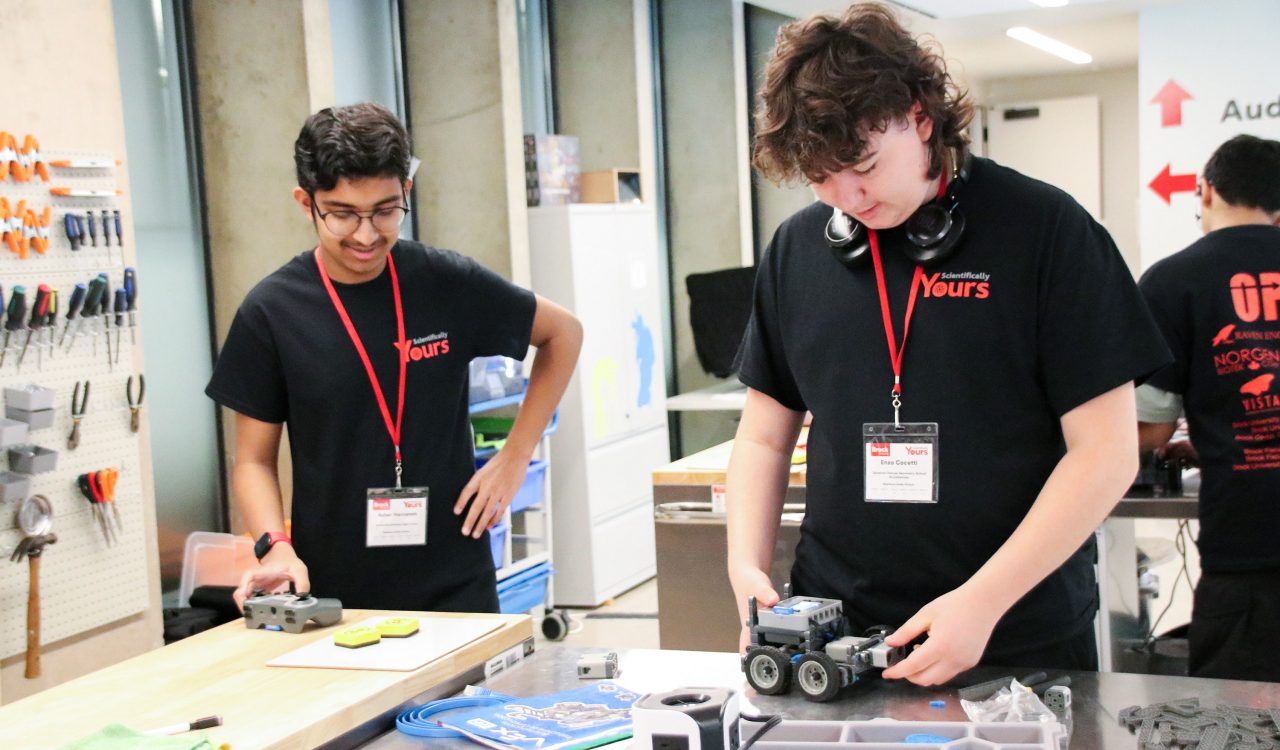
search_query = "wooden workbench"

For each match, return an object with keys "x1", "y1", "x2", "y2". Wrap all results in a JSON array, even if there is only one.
[
  {"x1": 0, "y1": 610, "x2": 532, "y2": 750},
  {"x1": 652, "y1": 439, "x2": 1198, "y2": 517}
]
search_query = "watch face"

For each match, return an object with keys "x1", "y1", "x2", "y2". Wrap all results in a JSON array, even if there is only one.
[{"x1": 18, "y1": 496, "x2": 52, "y2": 536}]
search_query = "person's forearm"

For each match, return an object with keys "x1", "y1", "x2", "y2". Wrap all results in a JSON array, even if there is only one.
[
  {"x1": 964, "y1": 439, "x2": 1137, "y2": 614},
  {"x1": 726, "y1": 430, "x2": 800, "y2": 603},
  {"x1": 233, "y1": 461, "x2": 288, "y2": 537},
  {"x1": 504, "y1": 330, "x2": 582, "y2": 457},
  {"x1": 1139, "y1": 421, "x2": 1177, "y2": 452}
]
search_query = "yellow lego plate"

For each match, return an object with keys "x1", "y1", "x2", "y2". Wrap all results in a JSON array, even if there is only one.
[
  {"x1": 376, "y1": 617, "x2": 420, "y2": 638},
  {"x1": 334, "y1": 626, "x2": 381, "y2": 649}
]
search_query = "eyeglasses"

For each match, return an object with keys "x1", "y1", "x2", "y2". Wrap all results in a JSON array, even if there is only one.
[{"x1": 311, "y1": 196, "x2": 411, "y2": 236}]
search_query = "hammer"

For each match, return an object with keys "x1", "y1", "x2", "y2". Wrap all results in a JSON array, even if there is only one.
[{"x1": 11, "y1": 494, "x2": 55, "y2": 679}]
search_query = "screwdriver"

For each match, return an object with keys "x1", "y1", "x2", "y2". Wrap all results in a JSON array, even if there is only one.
[
  {"x1": 64, "y1": 213, "x2": 81, "y2": 250},
  {"x1": 101, "y1": 210, "x2": 112, "y2": 248},
  {"x1": 17, "y1": 284, "x2": 50, "y2": 371},
  {"x1": 41, "y1": 289, "x2": 58, "y2": 367},
  {"x1": 113, "y1": 288, "x2": 127, "y2": 365},
  {"x1": 96, "y1": 274, "x2": 111, "y2": 361},
  {"x1": 67, "y1": 277, "x2": 105, "y2": 352},
  {"x1": 114, "y1": 210, "x2": 123, "y2": 247},
  {"x1": 86, "y1": 211, "x2": 97, "y2": 247},
  {"x1": 0, "y1": 286, "x2": 24, "y2": 367},
  {"x1": 124, "y1": 268, "x2": 138, "y2": 344},
  {"x1": 59, "y1": 283, "x2": 86, "y2": 348}
]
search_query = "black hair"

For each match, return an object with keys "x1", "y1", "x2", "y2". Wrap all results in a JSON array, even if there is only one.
[
  {"x1": 1203, "y1": 134, "x2": 1280, "y2": 213},
  {"x1": 294, "y1": 102, "x2": 412, "y2": 193}
]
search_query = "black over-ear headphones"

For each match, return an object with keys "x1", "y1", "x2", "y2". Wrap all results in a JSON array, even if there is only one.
[{"x1": 826, "y1": 152, "x2": 971, "y2": 269}]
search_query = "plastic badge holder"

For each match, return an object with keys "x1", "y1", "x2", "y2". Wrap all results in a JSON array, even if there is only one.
[
  {"x1": 8, "y1": 445, "x2": 57, "y2": 474},
  {"x1": 740, "y1": 718, "x2": 1067, "y2": 750},
  {"x1": 0, "y1": 471, "x2": 31, "y2": 503},
  {"x1": 4, "y1": 385, "x2": 55, "y2": 411},
  {"x1": 0, "y1": 418, "x2": 29, "y2": 448},
  {"x1": 5, "y1": 406, "x2": 54, "y2": 431}
]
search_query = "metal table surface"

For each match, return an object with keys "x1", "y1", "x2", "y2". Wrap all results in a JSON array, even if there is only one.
[{"x1": 355, "y1": 646, "x2": 1280, "y2": 749}]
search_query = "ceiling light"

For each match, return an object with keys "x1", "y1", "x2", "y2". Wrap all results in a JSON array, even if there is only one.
[
  {"x1": 1006, "y1": 26, "x2": 1093, "y2": 64},
  {"x1": 1029, "y1": 0, "x2": 1069, "y2": 7}
]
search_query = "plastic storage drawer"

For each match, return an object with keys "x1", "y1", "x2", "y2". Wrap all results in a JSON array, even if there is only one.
[
  {"x1": 472, "y1": 459, "x2": 547, "y2": 514},
  {"x1": 497, "y1": 562, "x2": 553, "y2": 614},
  {"x1": 509, "y1": 459, "x2": 547, "y2": 513},
  {"x1": 489, "y1": 522, "x2": 508, "y2": 568}
]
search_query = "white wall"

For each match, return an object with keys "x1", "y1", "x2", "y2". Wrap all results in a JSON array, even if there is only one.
[
  {"x1": 1138, "y1": 0, "x2": 1280, "y2": 270},
  {"x1": 975, "y1": 66, "x2": 1141, "y2": 273}
]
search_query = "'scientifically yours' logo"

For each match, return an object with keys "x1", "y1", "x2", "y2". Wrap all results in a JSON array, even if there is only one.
[
  {"x1": 920, "y1": 271, "x2": 990, "y2": 300},
  {"x1": 394, "y1": 332, "x2": 451, "y2": 363}
]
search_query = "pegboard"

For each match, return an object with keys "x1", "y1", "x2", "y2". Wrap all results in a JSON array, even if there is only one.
[{"x1": 0, "y1": 149, "x2": 151, "y2": 659}]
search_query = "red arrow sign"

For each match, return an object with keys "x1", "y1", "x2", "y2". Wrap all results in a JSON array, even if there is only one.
[
  {"x1": 1149, "y1": 164, "x2": 1197, "y2": 204},
  {"x1": 1151, "y1": 79, "x2": 1193, "y2": 127}
]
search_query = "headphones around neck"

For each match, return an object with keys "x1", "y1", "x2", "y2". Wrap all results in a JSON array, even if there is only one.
[{"x1": 825, "y1": 152, "x2": 971, "y2": 269}]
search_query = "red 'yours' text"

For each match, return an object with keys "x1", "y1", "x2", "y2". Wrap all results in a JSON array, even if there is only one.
[{"x1": 921, "y1": 272, "x2": 990, "y2": 299}]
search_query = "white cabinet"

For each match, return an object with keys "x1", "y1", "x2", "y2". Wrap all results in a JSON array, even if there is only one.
[{"x1": 528, "y1": 204, "x2": 669, "y2": 607}]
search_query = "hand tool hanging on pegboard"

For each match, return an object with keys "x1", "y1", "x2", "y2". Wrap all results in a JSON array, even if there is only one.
[
  {"x1": 127, "y1": 374, "x2": 145, "y2": 432},
  {"x1": 10, "y1": 494, "x2": 57, "y2": 679},
  {"x1": 68, "y1": 379, "x2": 89, "y2": 449}
]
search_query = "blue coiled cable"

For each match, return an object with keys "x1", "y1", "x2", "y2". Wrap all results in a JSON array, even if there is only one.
[{"x1": 395, "y1": 691, "x2": 516, "y2": 738}]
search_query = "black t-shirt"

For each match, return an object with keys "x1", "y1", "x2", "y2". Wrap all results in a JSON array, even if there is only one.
[
  {"x1": 1139, "y1": 224, "x2": 1280, "y2": 574},
  {"x1": 206, "y1": 241, "x2": 536, "y2": 611},
  {"x1": 738, "y1": 157, "x2": 1171, "y2": 653}
]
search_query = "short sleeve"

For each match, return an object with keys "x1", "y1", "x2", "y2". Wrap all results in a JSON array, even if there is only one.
[
  {"x1": 464, "y1": 257, "x2": 537, "y2": 360},
  {"x1": 1137, "y1": 262, "x2": 1192, "y2": 395},
  {"x1": 1136, "y1": 383, "x2": 1183, "y2": 423},
  {"x1": 1036, "y1": 203, "x2": 1172, "y2": 417},
  {"x1": 205, "y1": 303, "x2": 288, "y2": 423},
  {"x1": 736, "y1": 231, "x2": 807, "y2": 412}
]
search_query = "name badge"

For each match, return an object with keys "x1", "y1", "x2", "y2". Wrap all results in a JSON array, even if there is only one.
[
  {"x1": 366, "y1": 486, "x2": 429, "y2": 547},
  {"x1": 863, "y1": 422, "x2": 939, "y2": 503}
]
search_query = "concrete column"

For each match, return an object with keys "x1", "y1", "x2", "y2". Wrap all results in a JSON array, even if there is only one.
[
  {"x1": 657, "y1": 0, "x2": 744, "y2": 454},
  {"x1": 191, "y1": 0, "x2": 336, "y2": 529},
  {"x1": 403, "y1": 0, "x2": 528, "y2": 284}
]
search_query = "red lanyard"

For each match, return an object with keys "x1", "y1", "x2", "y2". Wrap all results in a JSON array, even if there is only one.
[
  {"x1": 314, "y1": 248, "x2": 408, "y2": 488},
  {"x1": 867, "y1": 174, "x2": 947, "y2": 426},
  {"x1": 868, "y1": 232, "x2": 923, "y2": 427}
]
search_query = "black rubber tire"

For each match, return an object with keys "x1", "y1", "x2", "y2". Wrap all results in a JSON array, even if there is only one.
[
  {"x1": 745, "y1": 645, "x2": 792, "y2": 695},
  {"x1": 540, "y1": 610, "x2": 570, "y2": 641},
  {"x1": 795, "y1": 652, "x2": 841, "y2": 702}
]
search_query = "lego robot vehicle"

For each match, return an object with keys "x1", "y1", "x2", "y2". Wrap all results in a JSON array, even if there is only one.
[{"x1": 742, "y1": 586, "x2": 906, "y2": 702}]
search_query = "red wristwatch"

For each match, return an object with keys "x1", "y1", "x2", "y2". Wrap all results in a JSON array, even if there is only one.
[{"x1": 254, "y1": 531, "x2": 292, "y2": 561}]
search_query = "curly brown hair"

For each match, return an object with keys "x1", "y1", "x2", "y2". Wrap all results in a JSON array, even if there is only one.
[{"x1": 752, "y1": 3, "x2": 973, "y2": 185}]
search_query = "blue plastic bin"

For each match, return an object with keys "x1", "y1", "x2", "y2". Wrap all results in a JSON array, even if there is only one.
[
  {"x1": 510, "y1": 459, "x2": 547, "y2": 513},
  {"x1": 489, "y1": 523, "x2": 508, "y2": 568},
  {"x1": 472, "y1": 459, "x2": 547, "y2": 514},
  {"x1": 497, "y1": 562, "x2": 553, "y2": 614}
]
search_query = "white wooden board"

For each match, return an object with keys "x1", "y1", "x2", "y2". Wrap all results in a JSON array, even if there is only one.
[{"x1": 267, "y1": 615, "x2": 507, "y2": 672}]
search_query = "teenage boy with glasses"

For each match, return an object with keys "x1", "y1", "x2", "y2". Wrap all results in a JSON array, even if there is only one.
[{"x1": 207, "y1": 102, "x2": 582, "y2": 613}]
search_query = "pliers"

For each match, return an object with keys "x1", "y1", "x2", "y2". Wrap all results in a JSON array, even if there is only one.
[
  {"x1": 68, "y1": 380, "x2": 89, "y2": 450},
  {"x1": 127, "y1": 374, "x2": 145, "y2": 432}
]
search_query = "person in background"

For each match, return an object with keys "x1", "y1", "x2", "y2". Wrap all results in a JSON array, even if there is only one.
[{"x1": 1138, "y1": 134, "x2": 1280, "y2": 682}]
